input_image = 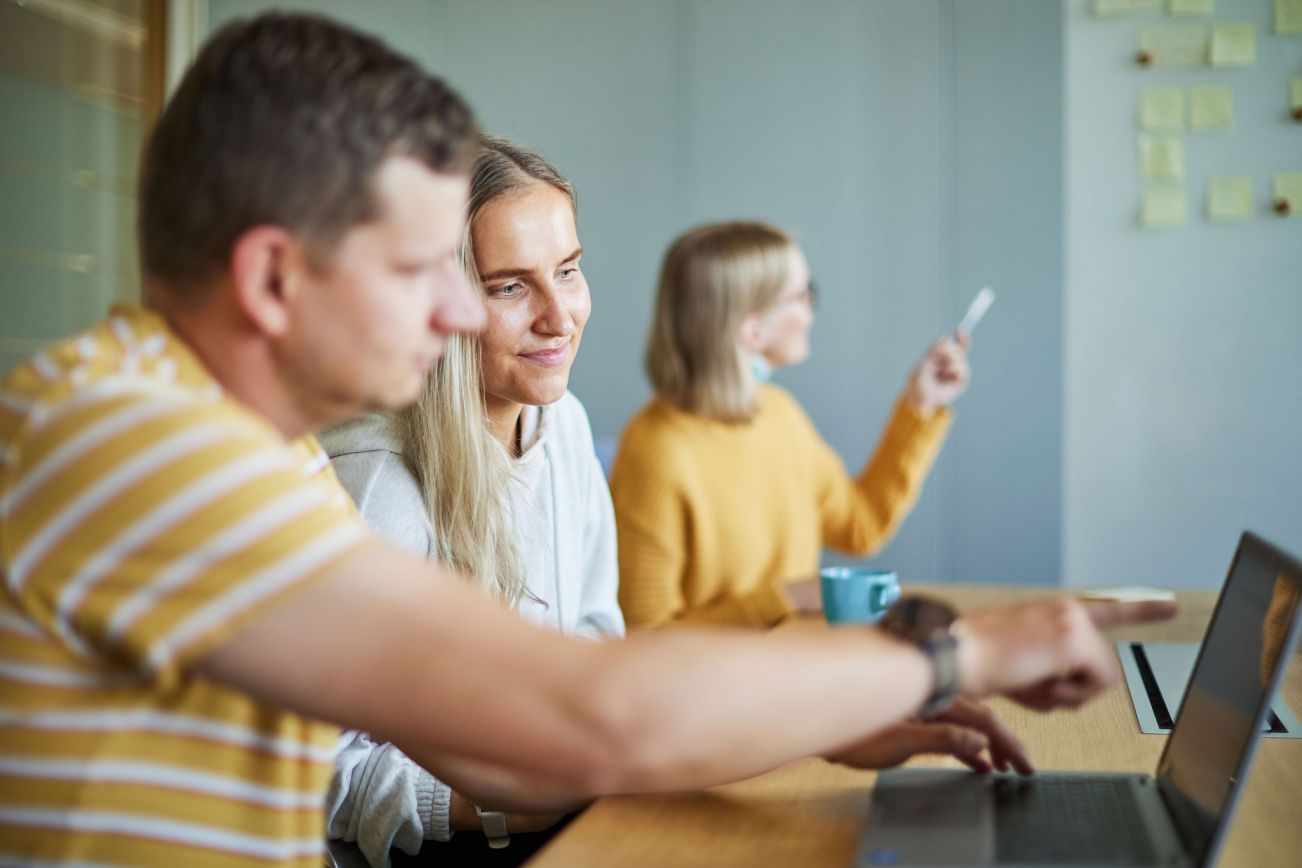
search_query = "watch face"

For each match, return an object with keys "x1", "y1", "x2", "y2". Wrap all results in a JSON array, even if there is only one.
[{"x1": 889, "y1": 596, "x2": 958, "y2": 640}]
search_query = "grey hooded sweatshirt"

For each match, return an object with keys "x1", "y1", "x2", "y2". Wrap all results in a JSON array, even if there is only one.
[{"x1": 319, "y1": 391, "x2": 624, "y2": 866}]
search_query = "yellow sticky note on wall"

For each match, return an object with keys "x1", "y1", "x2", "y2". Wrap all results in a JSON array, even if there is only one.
[
  {"x1": 1139, "y1": 135, "x2": 1186, "y2": 178},
  {"x1": 1207, "y1": 176, "x2": 1253, "y2": 221},
  {"x1": 1170, "y1": 0, "x2": 1213, "y2": 15},
  {"x1": 1276, "y1": 0, "x2": 1302, "y2": 34},
  {"x1": 1291, "y1": 79, "x2": 1302, "y2": 114},
  {"x1": 1093, "y1": 0, "x2": 1160, "y2": 14},
  {"x1": 1275, "y1": 173, "x2": 1302, "y2": 216},
  {"x1": 1140, "y1": 88, "x2": 1185, "y2": 130},
  {"x1": 1190, "y1": 86, "x2": 1233, "y2": 131},
  {"x1": 1140, "y1": 26, "x2": 1209, "y2": 66},
  {"x1": 1210, "y1": 22, "x2": 1255, "y2": 67},
  {"x1": 1141, "y1": 186, "x2": 1188, "y2": 228}
]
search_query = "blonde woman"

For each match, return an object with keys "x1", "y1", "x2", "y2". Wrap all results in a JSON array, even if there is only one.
[
  {"x1": 320, "y1": 138, "x2": 622, "y2": 865},
  {"x1": 611, "y1": 221, "x2": 970, "y2": 629}
]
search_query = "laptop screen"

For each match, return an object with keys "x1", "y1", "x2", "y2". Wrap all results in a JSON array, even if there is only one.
[{"x1": 1156, "y1": 533, "x2": 1302, "y2": 862}]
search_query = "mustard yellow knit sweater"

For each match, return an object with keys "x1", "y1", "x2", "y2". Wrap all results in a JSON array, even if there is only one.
[{"x1": 609, "y1": 384, "x2": 951, "y2": 629}]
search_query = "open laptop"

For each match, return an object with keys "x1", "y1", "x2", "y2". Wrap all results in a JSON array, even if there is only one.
[{"x1": 858, "y1": 531, "x2": 1302, "y2": 867}]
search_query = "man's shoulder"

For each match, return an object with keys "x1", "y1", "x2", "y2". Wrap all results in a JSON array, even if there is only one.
[
  {"x1": 1, "y1": 316, "x2": 131, "y2": 431},
  {"x1": 2, "y1": 307, "x2": 224, "y2": 438},
  {"x1": 0, "y1": 315, "x2": 368, "y2": 679},
  {"x1": 0, "y1": 310, "x2": 308, "y2": 515}
]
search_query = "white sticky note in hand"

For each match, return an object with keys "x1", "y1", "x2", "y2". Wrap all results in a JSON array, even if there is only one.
[
  {"x1": 957, "y1": 287, "x2": 995, "y2": 337},
  {"x1": 1078, "y1": 586, "x2": 1177, "y2": 603}
]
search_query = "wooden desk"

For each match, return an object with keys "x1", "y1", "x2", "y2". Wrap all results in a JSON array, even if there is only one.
[{"x1": 529, "y1": 586, "x2": 1302, "y2": 868}]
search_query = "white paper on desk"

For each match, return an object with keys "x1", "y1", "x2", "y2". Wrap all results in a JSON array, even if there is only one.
[{"x1": 1079, "y1": 586, "x2": 1176, "y2": 603}]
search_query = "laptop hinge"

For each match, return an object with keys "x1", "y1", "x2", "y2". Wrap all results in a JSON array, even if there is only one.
[{"x1": 1154, "y1": 776, "x2": 1212, "y2": 863}]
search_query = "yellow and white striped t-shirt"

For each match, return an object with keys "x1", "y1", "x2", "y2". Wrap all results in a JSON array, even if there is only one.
[{"x1": 0, "y1": 306, "x2": 370, "y2": 865}]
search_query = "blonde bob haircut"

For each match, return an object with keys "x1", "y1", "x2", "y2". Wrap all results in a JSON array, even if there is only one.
[{"x1": 645, "y1": 221, "x2": 796, "y2": 423}]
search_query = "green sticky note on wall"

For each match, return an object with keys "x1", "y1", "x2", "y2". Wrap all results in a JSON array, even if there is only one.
[
  {"x1": 1276, "y1": 0, "x2": 1302, "y2": 34},
  {"x1": 1275, "y1": 173, "x2": 1302, "y2": 216},
  {"x1": 1170, "y1": 0, "x2": 1213, "y2": 15},
  {"x1": 1291, "y1": 79, "x2": 1302, "y2": 113},
  {"x1": 1210, "y1": 22, "x2": 1255, "y2": 67},
  {"x1": 1141, "y1": 186, "x2": 1188, "y2": 228},
  {"x1": 1140, "y1": 88, "x2": 1185, "y2": 130},
  {"x1": 1207, "y1": 176, "x2": 1253, "y2": 221},
  {"x1": 1190, "y1": 86, "x2": 1233, "y2": 131},
  {"x1": 1140, "y1": 26, "x2": 1209, "y2": 66},
  {"x1": 1139, "y1": 135, "x2": 1186, "y2": 178}
]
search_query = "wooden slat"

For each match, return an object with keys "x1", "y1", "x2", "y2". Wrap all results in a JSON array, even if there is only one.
[{"x1": 142, "y1": 0, "x2": 166, "y2": 126}]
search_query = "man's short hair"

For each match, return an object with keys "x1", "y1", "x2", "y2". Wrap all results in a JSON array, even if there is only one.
[{"x1": 139, "y1": 12, "x2": 479, "y2": 294}]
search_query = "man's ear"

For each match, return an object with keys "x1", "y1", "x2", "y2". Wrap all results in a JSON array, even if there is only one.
[
  {"x1": 228, "y1": 226, "x2": 303, "y2": 337},
  {"x1": 738, "y1": 311, "x2": 767, "y2": 354}
]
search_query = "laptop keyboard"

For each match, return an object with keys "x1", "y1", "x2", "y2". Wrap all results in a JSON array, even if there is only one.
[{"x1": 992, "y1": 776, "x2": 1158, "y2": 865}]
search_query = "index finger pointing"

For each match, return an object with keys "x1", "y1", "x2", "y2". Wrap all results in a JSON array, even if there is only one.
[{"x1": 1080, "y1": 599, "x2": 1178, "y2": 629}]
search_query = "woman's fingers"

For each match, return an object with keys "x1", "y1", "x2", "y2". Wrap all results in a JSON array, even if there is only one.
[
  {"x1": 928, "y1": 338, "x2": 970, "y2": 386},
  {"x1": 905, "y1": 334, "x2": 973, "y2": 411}
]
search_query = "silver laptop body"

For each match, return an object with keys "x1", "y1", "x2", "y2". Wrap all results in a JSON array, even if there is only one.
[{"x1": 858, "y1": 531, "x2": 1302, "y2": 867}]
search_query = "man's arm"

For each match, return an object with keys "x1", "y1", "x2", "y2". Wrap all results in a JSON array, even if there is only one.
[
  {"x1": 197, "y1": 538, "x2": 1173, "y2": 799},
  {"x1": 195, "y1": 539, "x2": 931, "y2": 795}
]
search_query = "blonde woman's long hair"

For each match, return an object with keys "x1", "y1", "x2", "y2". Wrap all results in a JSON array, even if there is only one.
[
  {"x1": 645, "y1": 221, "x2": 795, "y2": 423},
  {"x1": 396, "y1": 136, "x2": 577, "y2": 605}
]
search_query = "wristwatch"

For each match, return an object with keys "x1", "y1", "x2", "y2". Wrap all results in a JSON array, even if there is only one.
[
  {"x1": 474, "y1": 804, "x2": 510, "y2": 849},
  {"x1": 880, "y1": 595, "x2": 961, "y2": 719}
]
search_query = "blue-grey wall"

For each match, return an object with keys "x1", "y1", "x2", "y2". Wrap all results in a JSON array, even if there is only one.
[
  {"x1": 944, "y1": 0, "x2": 1065, "y2": 585},
  {"x1": 1064, "y1": 0, "x2": 1302, "y2": 589},
  {"x1": 204, "y1": 0, "x2": 1068, "y2": 586}
]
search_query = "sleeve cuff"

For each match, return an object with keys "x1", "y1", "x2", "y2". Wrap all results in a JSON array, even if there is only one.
[
  {"x1": 882, "y1": 398, "x2": 952, "y2": 456},
  {"x1": 417, "y1": 773, "x2": 455, "y2": 842},
  {"x1": 893, "y1": 396, "x2": 951, "y2": 433},
  {"x1": 740, "y1": 582, "x2": 796, "y2": 628}
]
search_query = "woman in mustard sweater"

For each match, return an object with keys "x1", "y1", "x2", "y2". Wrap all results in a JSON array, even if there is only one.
[{"x1": 610, "y1": 221, "x2": 970, "y2": 629}]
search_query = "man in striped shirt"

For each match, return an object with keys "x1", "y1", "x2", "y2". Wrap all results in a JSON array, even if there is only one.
[
  {"x1": 0, "y1": 14, "x2": 482, "y2": 864},
  {"x1": 0, "y1": 11, "x2": 1175, "y2": 867}
]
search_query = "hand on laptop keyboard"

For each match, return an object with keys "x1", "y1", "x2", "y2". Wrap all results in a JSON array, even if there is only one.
[
  {"x1": 826, "y1": 719, "x2": 995, "y2": 772},
  {"x1": 930, "y1": 697, "x2": 1034, "y2": 775},
  {"x1": 827, "y1": 698, "x2": 1034, "y2": 775}
]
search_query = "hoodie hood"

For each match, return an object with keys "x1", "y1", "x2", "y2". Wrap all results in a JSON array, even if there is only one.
[{"x1": 319, "y1": 412, "x2": 403, "y2": 460}]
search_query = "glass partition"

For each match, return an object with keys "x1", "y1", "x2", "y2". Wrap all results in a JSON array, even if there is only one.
[{"x1": 0, "y1": 0, "x2": 164, "y2": 373}]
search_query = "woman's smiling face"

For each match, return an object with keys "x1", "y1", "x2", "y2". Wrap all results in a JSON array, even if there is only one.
[{"x1": 473, "y1": 182, "x2": 589, "y2": 414}]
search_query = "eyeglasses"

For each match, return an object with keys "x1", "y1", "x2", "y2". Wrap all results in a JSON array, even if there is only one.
[{"x1": 776, "y1": 280, "x2": 818, "y2": 311}]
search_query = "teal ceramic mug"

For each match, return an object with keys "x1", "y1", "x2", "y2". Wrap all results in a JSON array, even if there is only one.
[{"x1": 819, "y1": 567, "x2": 901, "y2": 625}]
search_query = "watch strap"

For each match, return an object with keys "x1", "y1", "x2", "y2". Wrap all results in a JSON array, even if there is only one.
[
  {"x1": 474, "y1": 804, "x2": 510, "y2": 849},
  {"x1": 880, "y1": 595, "x2": 962, "y2": 720},
  {"x1": 917, "y1": 633, "x2": 960, "y2": 719}
]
